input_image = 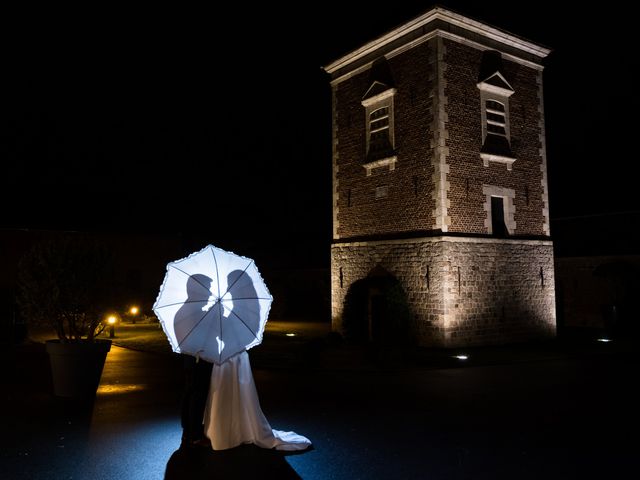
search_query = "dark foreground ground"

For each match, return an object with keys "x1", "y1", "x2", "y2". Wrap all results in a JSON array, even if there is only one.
[{"x1": 1, "y1": 325, "x2": 638, "y2": 480}]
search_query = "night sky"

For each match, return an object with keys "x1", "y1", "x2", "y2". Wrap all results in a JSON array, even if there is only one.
[{"x1": 3, "y1": 2, "x2": 639, "y2": 263}]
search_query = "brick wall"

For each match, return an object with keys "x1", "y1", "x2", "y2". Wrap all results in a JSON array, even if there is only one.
[
  {"x1": 444, "y1": 39, "x2": 547, "y2": 236},
  {"x1": 334, "y1": 41, "x2": 435, "y2": 239},
  {"x1": 334, "y1": 38, "x2": 547, "y2": 240}
]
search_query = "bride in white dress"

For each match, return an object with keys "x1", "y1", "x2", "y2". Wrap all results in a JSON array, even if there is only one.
[{"x1": 203, "y1": 271, "x2": 312, "y2": 452}]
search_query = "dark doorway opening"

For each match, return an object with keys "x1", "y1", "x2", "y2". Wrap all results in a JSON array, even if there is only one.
[
  {"x1": 369, "y1": 289, "x2": 385, "y2": 342},
  {"x1": 491, "y1": 196, "x2": 508, "y2": 237},
  {"x1": 342, "y1": 267, "x2": 412, "y2": 345}
]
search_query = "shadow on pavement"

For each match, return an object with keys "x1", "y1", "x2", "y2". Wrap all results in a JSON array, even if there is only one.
[{"x1": 164, "y1": 444, "x2": 308, "y2": 480}]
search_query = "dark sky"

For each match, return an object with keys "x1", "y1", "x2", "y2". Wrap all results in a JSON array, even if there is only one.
[{"x1": 2, "y1": 2, "x2": 639, "y2": 261}]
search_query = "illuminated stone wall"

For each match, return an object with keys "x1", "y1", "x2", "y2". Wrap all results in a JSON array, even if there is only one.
[{"x1": 331, "y1": 237, "x2": 556, "y2": 347}]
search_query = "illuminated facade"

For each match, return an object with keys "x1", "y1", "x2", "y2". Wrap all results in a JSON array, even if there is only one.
[{"x1": 324, "y1": 7, "x2": 556, "y2": 347}]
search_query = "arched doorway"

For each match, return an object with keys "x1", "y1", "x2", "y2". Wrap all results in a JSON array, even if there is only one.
[{"x1": 342, "y1": 267, "x2": 411, "y2": 344}]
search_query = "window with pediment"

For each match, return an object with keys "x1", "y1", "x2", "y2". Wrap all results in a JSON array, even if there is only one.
[
  {"x1": 361, "y1": 58, "x2": 397, "y2": 176},
  {"x1": 477, "y1": 51, "x2": 516, "y2": 170}
]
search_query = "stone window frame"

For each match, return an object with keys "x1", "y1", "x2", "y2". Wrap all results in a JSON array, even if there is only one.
[
  {"x1": 478, "y1": 78, "x2": 516, "y2": 170},
  {"x1": 361, "y1": 88, "x2": 397, "y2": 176},
  {"x1": 482, "y1": 184, "x2": 516, "y2": 235}
]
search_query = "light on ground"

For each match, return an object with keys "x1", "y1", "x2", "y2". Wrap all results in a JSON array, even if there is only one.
[
  {"x1": 597, "y1": 338, "x2": 612, "y2": 343},
  {"x1": 98, "y1": 383, "x2": 146, "y2": 395},
  {"x1": 454, "y1": 355, "x2": 468, "y2": 360},
  {"x1": 286, "y1": 333, "x2": 297, "y2": 337}
]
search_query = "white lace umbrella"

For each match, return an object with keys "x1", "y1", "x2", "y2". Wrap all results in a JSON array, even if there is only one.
[{"x1": 152, "y1": 244, "x2": 273, "y2": 364}]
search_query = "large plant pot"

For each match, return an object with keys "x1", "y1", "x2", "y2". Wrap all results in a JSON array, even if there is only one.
[{"x1": 45, "y1": 339, "x2": 112, "y2": 398}]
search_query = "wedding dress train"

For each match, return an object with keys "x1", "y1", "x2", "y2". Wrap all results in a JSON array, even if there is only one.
[{"x1": 203, "y1": 351, "x2": 312, "y2": 451}]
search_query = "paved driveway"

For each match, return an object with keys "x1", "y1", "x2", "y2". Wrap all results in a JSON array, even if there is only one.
[{"x1": 2, "y1": 334, "x2": 637, "y2": 479}]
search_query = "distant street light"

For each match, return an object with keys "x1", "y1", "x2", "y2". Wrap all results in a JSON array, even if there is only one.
[
  {"x1": 107, "y1": 315, "x2": 117, "y2": 338},
  {"x1": 129, "y1": 306, "x2": 139, "y2": 324}
]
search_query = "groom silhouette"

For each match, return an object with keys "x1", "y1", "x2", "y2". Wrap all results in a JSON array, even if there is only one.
[{"x1": 176, "y1": 273, "x2": 214, "y2": 448}]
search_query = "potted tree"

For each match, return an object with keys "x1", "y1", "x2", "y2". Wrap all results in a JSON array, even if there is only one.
[{"x1": 16, "y1": 233, "x2": 117, "y2": 398}]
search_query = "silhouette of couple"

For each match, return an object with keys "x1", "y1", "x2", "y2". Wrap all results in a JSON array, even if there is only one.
[{"x1": 174, "y1": 270, "x2": 311, "y2": 452}]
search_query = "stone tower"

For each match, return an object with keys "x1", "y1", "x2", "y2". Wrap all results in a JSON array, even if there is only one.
[{"x1": 324, "y1": 7, "x2": 556, "y2": 348}]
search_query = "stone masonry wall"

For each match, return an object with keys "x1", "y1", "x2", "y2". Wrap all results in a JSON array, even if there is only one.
[
  {"x1": 440, "y1": 238, "x2": 556, "y2": 347},
  {"x1": 332, "y1": 237, "x2": 556, "y2": 347}
]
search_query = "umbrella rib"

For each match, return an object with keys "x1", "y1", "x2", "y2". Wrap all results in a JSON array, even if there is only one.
[
  {"x1": 210, "y1": 246, "x2": 221, "y2": 299},
  {"x1": 169, "y1": 265, "x2": 214, "y2": 295},
  {"x1": 220, "y1": 297, "x2": 272, "y2": 302},
  {"x1": 221, "y1": 261, "x2": 263, "y2": 342},
  {"x1": 211, "y1": 246, "x2": 223, "y2": 362},
  {"x1": 176, "y1": 302, "x2": 217, "y2": 350},
  {"x1": 224, "y1": 260, "x2": 255, "y2": 295},
  {"x1": 156, "y1": 299, "x2": 212, "y2": 309},
  {"x1": 228, "y1": 309, "x2": 258, "y2": 338},
  {"x1": 217, "y1": 293, "x2": 223, "y2": 362}
]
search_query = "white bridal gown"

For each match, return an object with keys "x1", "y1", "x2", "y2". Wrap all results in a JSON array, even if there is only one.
[{"x1": 203, "y1": 350, "x2": 312, "y2": 451}]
